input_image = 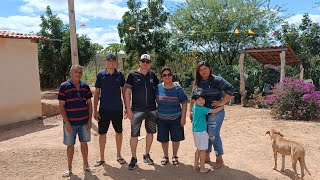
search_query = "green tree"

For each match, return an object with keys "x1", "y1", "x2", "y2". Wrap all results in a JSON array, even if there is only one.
[
  {"x1": 102, "y1": 43, "x2": 124, "y2": 69},
  {"x1": 118, "y1": 0, "x2": 171, "y2": 68},
  {"x1": 37, "y1": 6, "x2": 102, "y2": 88},
  {"x1": 38, "y1": 6, "x2": 66, "y2": 88},
  {"x1": 170, "y1": 0, "x2": 283, "y2": 66},
  {"x1": 275, "y1": 14, "x2": 320, "y2": 86}
]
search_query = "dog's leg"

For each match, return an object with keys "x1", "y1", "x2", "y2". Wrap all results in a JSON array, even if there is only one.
[
  {"x1": 292, "y1": 157, "x2": 299, "y2": 180},
  {"x1": 273, "y1": 152, "x2": 277, "y2": 170},
  {"x1": 299, "y1": 158, "x2": 305, "y2": 180},
  {"x1": 280, "y1": 155, "x2": 285, "y2": 172}
]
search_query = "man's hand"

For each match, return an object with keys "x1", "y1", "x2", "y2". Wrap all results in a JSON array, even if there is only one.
[
  {"x1": 86, "y1": 121, "x2": 92, "y2": 130},
  {"x1": 126, "y1": 109, "x2": 133, "y2": 121},
  {"x1": 65, "y1": 122, "x2": 72, "y2": 134},
  {"x1": 94, "y1": 111, "x2": 100, "y2": 121}
]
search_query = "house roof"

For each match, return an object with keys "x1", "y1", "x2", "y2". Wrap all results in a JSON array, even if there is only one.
[
  {"x1": 241, "y1": 46, "x2": 302, "y2": 65},
  {"x1": 0, "y1": 31, "x2": 47, "y2": 41}
]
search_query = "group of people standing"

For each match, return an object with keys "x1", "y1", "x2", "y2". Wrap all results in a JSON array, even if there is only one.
[{"x1": 58, "y1": 53, "x2": 234, "y2": 177}]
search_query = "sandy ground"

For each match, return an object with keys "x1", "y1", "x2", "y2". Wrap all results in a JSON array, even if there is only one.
[{"x1": 0, "y1": 105, "x2": 319, "y2": 180}]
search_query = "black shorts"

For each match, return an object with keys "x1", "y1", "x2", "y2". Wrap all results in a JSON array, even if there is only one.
[
  {"x1": 98, "y1": 109, "x2": 123, "y2": 134},
  {"x1": 157, "y1": 118, "x2": 185, "y2": 142}
]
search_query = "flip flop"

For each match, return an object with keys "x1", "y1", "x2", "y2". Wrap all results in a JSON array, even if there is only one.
[
  {"x1": 117, "y1": 157, "x2": 126, "y2": 164},
  {"x1": 214, "y1": 163, "x2": 224, "y2": 169},
  {"x1": 84, "y1": 166, "x2": 95, "y2": 173},
  {"x1": 94, "y1": 160, "x2": 105, "y2": 167},
  {"x1": 200, "y1": 168, "x2": 211, "y2": 173},
  {"x1": 62, "y1": 170, "x2": 72, "y2": 178}
]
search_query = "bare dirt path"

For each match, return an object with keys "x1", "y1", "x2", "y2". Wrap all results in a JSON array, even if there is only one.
[{"x1": 0, "y1": 105, "x2": 319, "y2": 180}]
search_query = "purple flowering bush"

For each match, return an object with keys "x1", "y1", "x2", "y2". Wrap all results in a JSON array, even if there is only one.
[{"x1": 266, "y1": 77, "x2": 320, "y2": 120}]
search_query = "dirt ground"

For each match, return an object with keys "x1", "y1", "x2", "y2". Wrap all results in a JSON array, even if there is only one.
[{"x1": 0, "y1": 104, "x2": 319, "y2": 180}]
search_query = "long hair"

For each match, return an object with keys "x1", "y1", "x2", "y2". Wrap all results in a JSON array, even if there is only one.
[{"x1": 194, "y1": 61, "x2": 213, "y2": 88}]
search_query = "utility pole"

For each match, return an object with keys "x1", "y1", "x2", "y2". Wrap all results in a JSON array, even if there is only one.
[{"x1": 68, "y1": 0, "x2": 79, "y2": 65}]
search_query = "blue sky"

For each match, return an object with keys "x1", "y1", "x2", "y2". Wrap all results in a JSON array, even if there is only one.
[{"x1": 0, "y1": 0, "x2": 319, "y2": 48}]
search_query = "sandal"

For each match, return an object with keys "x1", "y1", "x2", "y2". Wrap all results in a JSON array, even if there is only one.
[
  {"x1": 117, "y1": 157, "x2": 126, "y2": 164},
  {"x1": 62, "y1": 170, "x2": 72, "y2": 178},
  {"x1": 161, "y1": 157, "x2": 169, "y2": 165},
  {"x1": 94, "y1": 160, "x2": 105, "y2": 167},
  {"x1": 172, "y1": 156, "x2": 179, "y2": 165}
]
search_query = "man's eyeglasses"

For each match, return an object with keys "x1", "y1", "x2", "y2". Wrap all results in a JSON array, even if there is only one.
[
  {"x1": 140, "y1": 59, "x2": 151, "y2": 64},
  {"x1": 162, "y1": 73, "x2": 172, "y2": 78}
]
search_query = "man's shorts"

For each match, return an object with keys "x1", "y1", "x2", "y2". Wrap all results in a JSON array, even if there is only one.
[
  {"x1": 193, "y1": 131, "x2": 209, "y2": 150},
  {"x1": 157, "y1": 118, "x2": 185, "y2": 142},
  {"x1": 98, "y1": 109, "x2": 123, "y2": 134},
  {"x1": 63, "y1": 124, "x2": 91, "y2": 146},
  {"x1": 131, "y1": 111, "x2": 157, "y2": 137}
]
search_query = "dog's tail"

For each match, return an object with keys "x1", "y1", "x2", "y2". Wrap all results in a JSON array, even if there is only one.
[{"x1": 302, "y1": 151, "x2": 311, "y2": 176}]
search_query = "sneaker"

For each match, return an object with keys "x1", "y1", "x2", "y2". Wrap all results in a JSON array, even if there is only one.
[
  {"x1": 128, "y1": 157, "x2": 137, "y2": 170},
  {"x1": 143, "y1": 153, "x2": 154, "y2": 165}
]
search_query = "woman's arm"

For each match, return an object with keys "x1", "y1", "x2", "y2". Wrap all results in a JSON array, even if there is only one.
[{"x1": 180, "y1": 102, "x2": 187, "y2": 126}]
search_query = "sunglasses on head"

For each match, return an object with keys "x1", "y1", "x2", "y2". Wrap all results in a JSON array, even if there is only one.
[
  {"x1": 162, "y1": 73, "x2": 172, "y2": 78},
  {"x1": 140, "y1": 59, "x2": 151, "y2": 64}
]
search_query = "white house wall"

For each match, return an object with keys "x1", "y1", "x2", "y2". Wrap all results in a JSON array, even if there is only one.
[{"x1": 0, "y1": 38, "x2": 42, "y2": 126}]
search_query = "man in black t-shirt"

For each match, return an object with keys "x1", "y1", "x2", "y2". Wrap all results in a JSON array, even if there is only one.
[{"x1": 124, "y1": 54, "x2": 159, "y2": 170}]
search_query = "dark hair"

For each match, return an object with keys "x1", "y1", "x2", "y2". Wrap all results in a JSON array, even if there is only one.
[
  {"x1": 194, "y1": 61, "x2": 213, "y2": 87},
  {"x1": 160, "y1": 66, "x2": 172, "y2": 76},
  {"x1": 192, "y1": 88, "x2": 205, "y2": 100}
]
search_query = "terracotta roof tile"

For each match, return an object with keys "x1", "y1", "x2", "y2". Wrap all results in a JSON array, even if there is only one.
[{"x1": 0, "y1": 30, "x2": 47, "y2": 40}]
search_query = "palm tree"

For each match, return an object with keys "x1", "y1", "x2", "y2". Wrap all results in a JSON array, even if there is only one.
[{"x1": 102, "y1": 43, "x2": 124, "y2": 69}]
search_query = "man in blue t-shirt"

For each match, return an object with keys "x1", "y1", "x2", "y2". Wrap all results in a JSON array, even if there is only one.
[
  {"x1": 93, "y1": 54, "x2": 126, "y2": 166},
  {"x1": 58, "y1": 65, "x2": 93, "y2": 177},
  {"x1": 124, "y1": 54, "x2": 159, "y2": 170}
]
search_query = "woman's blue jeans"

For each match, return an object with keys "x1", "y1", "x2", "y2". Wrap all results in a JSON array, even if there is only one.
[{"x1": 206, "y1": 109, "x2": 225, "y2": 156}]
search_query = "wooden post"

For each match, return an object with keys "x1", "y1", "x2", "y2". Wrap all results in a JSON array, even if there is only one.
[
  {"x1": 239, "y1": 53, "x2": 246, "y2": 106},
  {"x1": 299, "y1": 63, "x2": 304, "y2": 80},
  {"x1": 68, "y1": 0, "x2": 79, "y2": 65},
  {"x1": 280, "y1": 51, "x2": 286, "y2": 81}
]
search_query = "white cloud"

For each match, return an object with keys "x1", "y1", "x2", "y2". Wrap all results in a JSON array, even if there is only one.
[
  {"x1": 286, "y1": 14, "x2": 320, "y2": 25},
  {"x1": 77, "y1": 27, "x2": 120, "y2": 47},
  {"x1": 0, "y1": 15, "x2": 41, "y2": 33}
]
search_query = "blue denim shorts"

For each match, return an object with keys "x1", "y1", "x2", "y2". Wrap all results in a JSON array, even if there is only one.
[{"x1": 63, "y1": 124, "x2": 91, "y2": 146}]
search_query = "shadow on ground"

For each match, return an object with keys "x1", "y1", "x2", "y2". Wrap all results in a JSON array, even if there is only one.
[
  {"x1": 0, "y1": 117, "x2": 58, "y2": 142},
  {"x1": 86, "y1": 162, "x2": 266, "y2": 180}
]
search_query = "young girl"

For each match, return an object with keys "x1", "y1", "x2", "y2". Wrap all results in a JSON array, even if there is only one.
[{"x1": 192, "y1": 91, "x2": 224, "y2": 173}]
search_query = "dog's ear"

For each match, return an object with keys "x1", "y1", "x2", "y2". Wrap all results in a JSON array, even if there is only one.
[
  {"x1": 277, "y1": 132, "x2": 284, "y2": 137},
  {"x1": 265, "y1": 131, "x2": 270, "y2": 136}
]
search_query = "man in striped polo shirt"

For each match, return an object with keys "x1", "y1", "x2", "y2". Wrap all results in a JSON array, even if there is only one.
[{"x1": 58, "y1": 65, "x2": 93, "y2": 177}]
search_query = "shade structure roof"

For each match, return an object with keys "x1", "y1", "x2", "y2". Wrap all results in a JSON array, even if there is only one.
[{"x1": 242, "y1": 46, "x2": 302, "y2": 65}]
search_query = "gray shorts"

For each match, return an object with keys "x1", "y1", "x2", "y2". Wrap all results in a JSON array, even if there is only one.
[
  {"x1": 193, "y1": 131, "x2": 209, "y2": 150},
  {"x1": 131, "y1": 111, "x2": 157, "y2": 137}
]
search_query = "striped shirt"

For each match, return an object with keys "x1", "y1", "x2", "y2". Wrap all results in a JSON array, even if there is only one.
[
  {"x1": 196, "y1": 75, "x2": 234, "y2": 109},
  {"x1": 58, "y1": 80, "x2": 93, "y2": 125},
  {"x1": 156, "y1": 84, "x2": 188, "y2": 121}
]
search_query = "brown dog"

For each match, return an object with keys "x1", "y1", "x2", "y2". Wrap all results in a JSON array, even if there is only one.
[{"x1": 265, "y1": 129, "x2": 311, "y2": 180}]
